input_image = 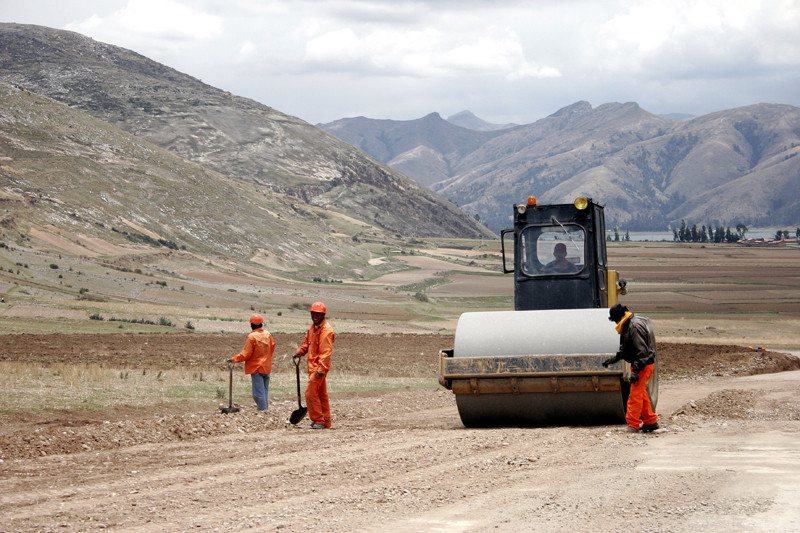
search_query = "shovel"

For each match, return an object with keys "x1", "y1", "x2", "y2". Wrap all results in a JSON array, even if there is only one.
[
  {"x1": 289, "y1": 356, "x2": 308, "y2": 424},
  {"x1": 220, "y1": 361, "x2": 241, "y2": 414}
]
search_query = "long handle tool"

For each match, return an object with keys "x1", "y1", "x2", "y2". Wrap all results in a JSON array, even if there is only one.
[
  {"x1": 220, "y1": 361, "x2": 241, "y2": 414},
  {"x1": 289, "y1": 357, "x2": 308, "y2": 424}
]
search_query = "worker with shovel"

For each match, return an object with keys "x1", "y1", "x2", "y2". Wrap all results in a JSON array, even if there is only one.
[
  {"x1": 293, "y1": 302, "x2": 335, "y2": 429},
  {"x1": 230, "y1": 313, "x2": 275, "y2": 411}
]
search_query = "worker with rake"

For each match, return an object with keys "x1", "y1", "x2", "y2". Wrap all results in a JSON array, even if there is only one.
[
  {"x1": 293, "y1": 302, "x2": 335, "y2": 429},
  {"x1": 230, "y1": 313, "x2": 275, "y2": 411}
]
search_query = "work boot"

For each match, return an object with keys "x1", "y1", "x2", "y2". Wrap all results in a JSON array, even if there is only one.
[
  {"x1": 311, "y1": 423, "x2": 326, "y2": 429},
  {"x1": 641, "y1": 423, "x2": 660, "y2": 433},
  {"x1": 626, "y1": 426, "x2": 640, "y2": 433}
]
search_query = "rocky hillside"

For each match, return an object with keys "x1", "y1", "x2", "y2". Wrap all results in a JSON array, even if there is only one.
[
  {"x1": 0, "y1": 83, "x2": 368, "y2": 273},
  {"x1": 0, "y1": 23, "x2": 492, "y2": 248},
  {"x1": 321, "y1": 101, "x2": 800, "y2": 232}
]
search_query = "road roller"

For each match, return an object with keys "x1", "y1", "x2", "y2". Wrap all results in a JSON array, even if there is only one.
[{"x1": 439, "y1": 196, "x2": 658, "y2": 427}]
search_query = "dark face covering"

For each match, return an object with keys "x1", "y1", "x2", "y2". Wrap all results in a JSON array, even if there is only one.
[{"x1": 609, "y1": 303, "x2": 629, "y2": 323}]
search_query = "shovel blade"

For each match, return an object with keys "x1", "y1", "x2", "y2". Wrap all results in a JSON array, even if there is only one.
[
  {"x1": 220, "y1": 406, "x2": 240, "y2": 414},
  {"x1": 289, "y1": 407, "x2": 308, "y2": 425}
]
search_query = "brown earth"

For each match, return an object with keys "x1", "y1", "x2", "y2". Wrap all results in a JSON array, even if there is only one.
[{"x1": 2, "y1": 332, "x2": 800, "y2": 532}]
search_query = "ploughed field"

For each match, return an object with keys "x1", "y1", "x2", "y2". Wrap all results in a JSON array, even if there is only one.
[{"x1": 1, "y1": 331, "x2": 798, "y2": 460}]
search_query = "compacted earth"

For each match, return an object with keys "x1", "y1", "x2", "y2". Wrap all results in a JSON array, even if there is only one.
[{"x1": 1, "y1": 333, "x2": 800, "y2": 532}]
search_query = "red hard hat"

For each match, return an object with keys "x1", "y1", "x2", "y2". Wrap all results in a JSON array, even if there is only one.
[
  {"x1": 310, "y1": 302, "x2": 327, "y2": 314},
  {"x1": 250, "y1": 313, "x2": 263, "y2": 325}
]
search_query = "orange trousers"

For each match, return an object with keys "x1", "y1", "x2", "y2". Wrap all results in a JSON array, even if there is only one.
[
  {"x1": 627, "y1": 363, "x2": 658, "y2": 428},
  {"x1": 306, "y1": 373, "x2": 331, "y2": 428}
]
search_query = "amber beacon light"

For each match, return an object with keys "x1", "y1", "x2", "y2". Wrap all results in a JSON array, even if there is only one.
[{"x1": 573, "y1": 197, "x2": 590, "y2": 210}]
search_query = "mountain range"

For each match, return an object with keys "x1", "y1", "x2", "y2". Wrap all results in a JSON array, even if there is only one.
[
  {"x1": 320, "y1": 102, "x2": 800, "y2": 232},
  {"x1": 2, "y1": 20, "x2": 798, "y2": 264},
  {"x1": 0, "y1": 23, "x2": 492, "y2": 276}
]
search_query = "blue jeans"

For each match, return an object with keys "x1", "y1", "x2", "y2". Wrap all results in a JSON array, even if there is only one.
[{"x1": 250, "y1": 372, "x2": 270, "y2": 410}]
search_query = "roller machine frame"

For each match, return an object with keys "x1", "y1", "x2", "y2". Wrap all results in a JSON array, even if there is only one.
[{"x1": 439, "y1": 196, "x2": 658, "y2": 427}]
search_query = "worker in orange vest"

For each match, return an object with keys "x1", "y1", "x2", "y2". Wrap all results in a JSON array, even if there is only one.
[
  {"x1": 230, "y1": 313, "x2": 275, "y2": 411},
  {"x1": 293, "y1": 302, "x2": 335, "y2": 429},
  {"x1": 604, "y1": 304, "x2": 659, "y2": 433}
]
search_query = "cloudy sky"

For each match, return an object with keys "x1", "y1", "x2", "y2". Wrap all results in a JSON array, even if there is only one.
[{"x1": 4, "y1": 0, "x2": 800, "y2": 125}]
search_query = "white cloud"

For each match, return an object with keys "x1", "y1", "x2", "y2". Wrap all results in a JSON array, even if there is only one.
[
  {"x1": 303, "y1": 22, "x2": 558, "y2": 80},
  {"x1": 6, "y1": 0, "x2": 800, "y2": 123},
  {"x1": 235, "y1": 41, "x2": 258, "y2": 64},
  {"x1": 65, "y1": 0, "x2": 223, "y2": 58},
  {"x1": 598, "y1": 0, "x2": 800, "y2": 79}
]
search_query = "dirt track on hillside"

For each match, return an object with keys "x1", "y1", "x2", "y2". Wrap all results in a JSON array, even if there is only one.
[{"x1": 2, "y1": 333, "x2": 800, "y2": 532}]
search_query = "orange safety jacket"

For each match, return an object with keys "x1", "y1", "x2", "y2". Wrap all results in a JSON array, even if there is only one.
[
  {"x1": 232, "y1": 328, "x2": 275, "y2": 375},
  {"x1": 296, "y1": 319, "x2": 335, "y2": 376}
]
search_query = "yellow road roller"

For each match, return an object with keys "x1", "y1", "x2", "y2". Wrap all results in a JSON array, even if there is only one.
[{"x1": 439, "y1": 197, "x2": 658, "y2": 427}]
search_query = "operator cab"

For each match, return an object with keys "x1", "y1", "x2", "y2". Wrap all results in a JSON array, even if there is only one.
[{"x1": 502, "y1": 196, "x2": 610, "y2": 311}]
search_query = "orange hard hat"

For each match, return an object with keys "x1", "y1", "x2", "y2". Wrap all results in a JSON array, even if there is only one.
[
  {"x1": 250, "y1": 313, "x2": 263, "y2": 325},
  {"x1": 309, "y1": 301, "x2": 327, "y2": 314}
]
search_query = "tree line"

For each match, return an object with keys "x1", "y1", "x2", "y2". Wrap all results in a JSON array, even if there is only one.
[
  {"x1": 672, "y1": 221, "x2": 800, "y2": 243},
  {"x1": 672, "y1": 221, "x2": 746, "y2": 243},
  {"x1": 608, "y1": 221, "x2": 800, "y2": 243}
]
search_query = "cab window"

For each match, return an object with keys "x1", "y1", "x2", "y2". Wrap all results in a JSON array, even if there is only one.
[{"x1": 520, "y1": 225, "x2": 585, "y2": 276}]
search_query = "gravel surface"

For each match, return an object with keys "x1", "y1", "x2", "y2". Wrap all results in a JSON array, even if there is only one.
[{"x1": 1, "y1": 333, "x2": 800, "y2": 532}]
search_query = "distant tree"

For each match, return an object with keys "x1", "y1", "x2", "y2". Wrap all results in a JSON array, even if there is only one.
[
  {"x1": 679, "y1": 220, "x2": 688, "y2": 242},
  {"x1": 700, "y1": 225, "x2": 708, "y2": 243},
  {"x1": 614, "y1": 227, "x2": 620, "y2": 242},
  {"x1": 714, "y1": 226, "x2": 725, "y2": 243},
  {"x1": 796, "y1": 227, "x2": 800, "y2": 240},
  {"x1": 624, "y1": 230, "x2": 631, "y2": 241},
  {"x1": 690, "y1": 224, "x2": 698, "y2": 242},
  {"x1": 673, "y1": 228, "x2": 679, "y2": 241},
  {"x1": 736, "y1": 223, "x2": 748, "y2": 239}
]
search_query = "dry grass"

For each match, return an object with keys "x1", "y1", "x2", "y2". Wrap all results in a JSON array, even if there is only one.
[
  {"x1": 0, "y1": 362, "x2": 436, "y2": 413},
  {"x1": 0, "y1": 362, "x2": 231, "y2": 411}
]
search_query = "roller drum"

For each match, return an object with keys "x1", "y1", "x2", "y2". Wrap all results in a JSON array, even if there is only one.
[
  {"x1": 454, "y1": 308, "x2": 619, "y2": 358},
  {"x1": 451, "y1": 309, "x2": 628, "y2": 426}
]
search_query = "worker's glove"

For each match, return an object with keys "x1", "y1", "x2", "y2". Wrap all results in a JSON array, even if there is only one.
[
  {"x1": 602, "y1": 356, "x2": 618, "y2": 368},
  {"x1": 629, "y1": 372, "x2": 639, "y2": 383},
  {"x1": 632, "y1": 360, "x2": 645, "y2": 373}
]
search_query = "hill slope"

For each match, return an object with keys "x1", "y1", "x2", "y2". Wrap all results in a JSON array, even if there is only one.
[
  {"x1": 0, "y1": 23, "x2": 492, "y2": 242},
  {"x1": 0, "y1": 83, "x2": 372, "y2": 273}
]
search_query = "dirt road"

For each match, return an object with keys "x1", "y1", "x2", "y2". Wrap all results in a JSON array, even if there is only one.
[{"x1": 1, "y1": 334, "x2": 800, "y2": 532}]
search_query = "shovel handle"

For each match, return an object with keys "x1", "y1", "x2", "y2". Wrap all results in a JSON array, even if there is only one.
[
  {"x1": 294, "y1": 356, "x2": 304, "y2": 406},
  {"x1": 227, "y1": 360, "x2": 234, "y2": 409}
]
